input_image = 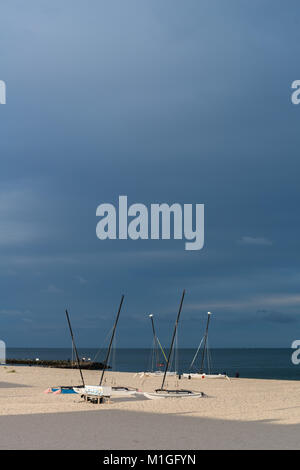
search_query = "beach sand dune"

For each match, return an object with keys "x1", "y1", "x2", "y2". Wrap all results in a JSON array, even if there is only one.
[{"x1": 0, "y1": 366, "x2": 299, "y2": 449}]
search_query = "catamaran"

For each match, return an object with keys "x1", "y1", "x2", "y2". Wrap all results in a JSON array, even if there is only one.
[
  {"x1": 138, "y1": 314, "x2": 176, "y2": 378},
  {"x1": 182, "y1": 312, "x2": 229, "y2": 380},
  {"x1": 47, "y1": 309, "x2": 86, "y2": 394},
  {"x1": 143, "y1": 290, "x2": 205, "y2": 399},
  {"x1": 73, "y1": 295, "x2": 138, "y2": 398}
]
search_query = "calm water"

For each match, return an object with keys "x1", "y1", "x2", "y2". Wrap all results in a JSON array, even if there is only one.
[{"x1": 5, "y1": 348, "x2": 300, "y2": 381}]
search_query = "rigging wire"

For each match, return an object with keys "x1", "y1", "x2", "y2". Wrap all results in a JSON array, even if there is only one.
[
  {"x1": 189, "y1": 337, "x2": 204, "y2": 370},
  {"x1": 85, "y1": 325, "x2": 115, "y2": 368},
  {"x1": 156, "y1": 337, "x2": 167, "y2": 362},
  {"x1": 111, "y1": 333, "x2": 117, "y2": 372},
  {"x1": 207, "y1": 339, "x2": 213, "y2": 374},
  {"x1": 175, "y1": 331, "x2": 178, "y2": 374}
]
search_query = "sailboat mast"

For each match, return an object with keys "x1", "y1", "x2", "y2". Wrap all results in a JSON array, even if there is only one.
[
  {"x1": 99, "y1": 295, "x2": 125, "y2": 386},
  {"x1": 161, "y1": 289, "x2": 185, "y2": 390},
  {"x1": 149, "y1": 314, "x2": 159, "y2": 369},
  {"x1": 199, "y1": 312, "x2": 211, "y2": 374},
  {"x1": 65, "y1": 309, "x2": 85, "y2": 387}
]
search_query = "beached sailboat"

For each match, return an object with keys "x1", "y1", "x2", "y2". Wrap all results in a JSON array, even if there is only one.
[
  {"x1": 47, "y1": 309, "x2": 86, "y2": 394},
  {"x1": 73, "y1": 295, "x2": 138, "y2": 398},
  {"x1": 182, "y1": 312, "x2": 229, "y2": 380},
  {"x1": 143, "y1": 290, "x2": 205, "y2": 399},
  {"x1": 138, "y1": 314, "x2": 176, "y2": 378}
]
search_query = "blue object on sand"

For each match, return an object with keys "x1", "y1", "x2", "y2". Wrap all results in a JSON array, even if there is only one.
[{"x1": 51, "y1": 387, "x2": 77, "y2": 394}]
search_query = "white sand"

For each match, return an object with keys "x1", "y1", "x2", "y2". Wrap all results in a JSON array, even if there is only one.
[
  {"x1": 0, "y1": 366, "x2": 299, "y2": 449},
  {"x1": 0, "y1": 366, "x2": 299, "y2": 424}
]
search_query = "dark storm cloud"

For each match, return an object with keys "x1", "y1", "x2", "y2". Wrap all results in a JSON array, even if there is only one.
[
  {"x1": 1, "y1": 0, "x2": 300, "y2": 347},
  {"x1": 257, "y1": 310, "x2": 299, "y2": 324}
]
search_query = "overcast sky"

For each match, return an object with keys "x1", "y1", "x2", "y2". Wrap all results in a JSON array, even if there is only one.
[{"x1": 0, "y1": 0, "x2": 300, "y2": 348}]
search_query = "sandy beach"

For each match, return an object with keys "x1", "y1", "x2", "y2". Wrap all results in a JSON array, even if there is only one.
[{"x1": 0, "y1": 365, "x2": 299, "y2": 449}]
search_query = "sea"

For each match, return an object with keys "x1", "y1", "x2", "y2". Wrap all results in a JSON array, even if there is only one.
[{"x1": 4, "y1": 348, "x2": 300, "y2": 381}]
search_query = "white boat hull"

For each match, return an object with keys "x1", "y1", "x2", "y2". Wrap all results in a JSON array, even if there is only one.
[
  {"x1": 182, "y1": 373, "x2": 229, "y2": 380},
  {"x1": 111, "y1": 387, "x2": 138, "y2": 397},
  {"x1": 73, "y1": 385, "x2": 112, "y2": 397},
  {"x1": 73, "y1": 385, "x2": 138, "y2": 397},
  {"x1": 138, "y1": 371, "x2": 177, "y2": 378},
  {"x1": 144, "y1": 390, "x2": 205, "y2": 400}
]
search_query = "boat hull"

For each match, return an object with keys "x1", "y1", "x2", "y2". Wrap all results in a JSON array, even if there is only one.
[
  {"x1": 138, "y1": 371, "x2": 177, "y2": 378},
  {"x1": 182, "y1": 373, "x2": 229, "y2": 380},
  {"x1": 144, "y1": 389, "x2": 205, "y2": 400},
  {"x1": 73, "y1": 385, "x2": 112, "y2": 397},
  {"x1": 73, "y1": 385, "x2": 138, "y2": 397},
  {"x1": 111, "y1": 387, "x2": 138, "y2": 397}
]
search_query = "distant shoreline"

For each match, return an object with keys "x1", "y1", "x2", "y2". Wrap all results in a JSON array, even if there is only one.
[{"x1": 3, "y1": 348, "x2": 299, "y2": 381}]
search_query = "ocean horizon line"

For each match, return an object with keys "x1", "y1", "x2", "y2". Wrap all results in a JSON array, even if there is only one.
[{"x1": 6, "y1": 346, "x2": 293, "y2": 350}]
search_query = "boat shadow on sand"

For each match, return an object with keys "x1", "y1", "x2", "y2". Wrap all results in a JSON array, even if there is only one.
[{"x1": 0, "y1": 382, "x2": 31, "y2": 388}]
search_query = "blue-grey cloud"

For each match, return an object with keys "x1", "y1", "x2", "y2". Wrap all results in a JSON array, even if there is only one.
[
  {"x1": 257, "y1": 310, "x2": 299, "y2": 324},
  {"x1": 238, "y1": 237, "x2": 273, "y2": 246},
  {"x1": 0, "y1": 0, "x2": 300, "y2": 348}
]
